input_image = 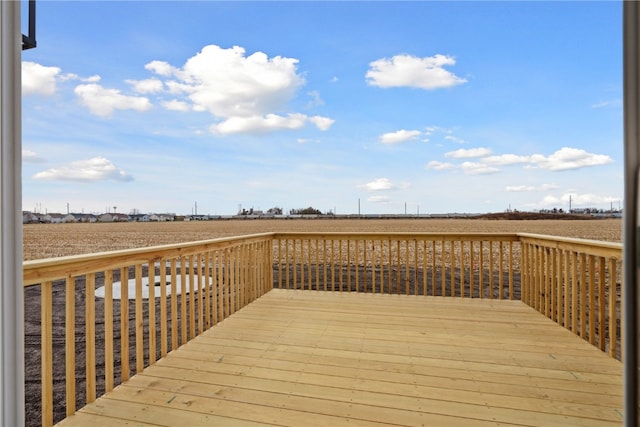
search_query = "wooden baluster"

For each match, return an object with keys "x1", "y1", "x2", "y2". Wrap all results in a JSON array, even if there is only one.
[
  {"x1": 104, "y1": 270, "x2": 115, "y2": 391},
  {"x1": 64, "y1": 277, "x2": 76, "y2": 415},
  {"x1": 608, "y1": 259, "x2": 618, "y2": 358},
  {"x1": 588, "y1": 255, "x2": 596, "y2": 345},
  {"x1": 135, "y1": 265, "x2": 144, "y2": 373},
  {"x1": 181, "y1": 256, "x2": 188, "y2": 345},
  {"x1": 423, "y1": 240, "x2": 428, "y2": 296},
  {"x1": 170, "y1": 259, "x2": 178, "y2": 350},
  {"x1": 120, "y1": 267, "x2": 130, "y2": 382},
  {"x1": 579, "y1": 253, "x2": 587, "y2": 339},
  {"x1": 499, "y1": 242, "x2": 504, "y2": 300},
  {"x1": 85, "y1": 273, "x2": 96, "y2": 402},
  {"x1": 204, "y1": 252, "x2": 211, "y2": 330},
  {"x1": 148, "y1": 262, "x2": 156, "y2": 364},
  {"x1": 598, "y1": 257, "x2": 606, "y2": 351},
  {"x1": 508, "y1": 241, "x2": 514, "y2": 300},
  {"x1": 41, "y1": 281, "x2": 53, "y2": 427}
]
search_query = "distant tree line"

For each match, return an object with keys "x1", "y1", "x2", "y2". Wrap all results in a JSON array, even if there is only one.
[
  {"x1": 539, "y1": 207, "x2": 622, "y2": 214},
  {"x1": 236, "y1": 206, "x2": 334, "y2": 216},
  {"x1": 289, "y1": 207, "x2": 328, "y2": 215}
]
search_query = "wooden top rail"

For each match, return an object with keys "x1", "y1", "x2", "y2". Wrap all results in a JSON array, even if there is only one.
[
  {"x1": 23, "y1": 232, "x2": 274, "y2": 286},
  {"x1": 516, "y1": 233, "x2": 622, "y2": 259},
  {"x1": 273, "y1": 231, "x2": 521, "y2": 242}
]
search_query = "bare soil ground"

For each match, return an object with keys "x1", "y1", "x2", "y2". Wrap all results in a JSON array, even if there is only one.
[{"x1": 23, "y1": 217, "x2": 622, "y2": 261}]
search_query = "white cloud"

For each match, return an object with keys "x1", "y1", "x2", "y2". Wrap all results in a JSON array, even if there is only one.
[
  {"x1": 145, "y1": 44, "x2": 333, "y2": 135},
  {"x1": 592, "y1": 99, "x2": 621, "y2": 109},
  {"x1": 444, "y1": 135, "x2": 466, "y2": 144},
  {"x1": 506, "y1": 185, "x2": 536, "y2": 192},
  {"x1": 127, "y1": 78, "x2": 164, "y2": 94},
  {"x1": 145, "y1": 60, "x2": 178, "y2": 77},
  {"x1": 537, "y1": 192, "x2": 619, "y2": 208},
  {"x1": 210, "y1": 113, "x2": 333, "y2": 135},
  {"x1": 379, "y1": 130, "x2": 421, "y2": 144},
  {"x1": 366, "y1": 54, "x2": 467, "y2": 90},
  {"x1": 306, "y1": 90, "x2": 324, "y2": 108},
  {"x1": 425, "y1": 160, "x2": 455, "y2": 171},
  {"x1": 32, "y1": 156, "x2": 133, "y2": 182},
  {"x1": 368, "y1": 195, "x2": 391, "y2": 203},
  {"x1": 529, "y1": 147, "x2": 613, "y2": 171},
  {"x1": 165, "y1": 80, "x2": 193, "y2": 95},
  {"x1": 541, "y1": 183, "x2": 560, "y2": 191},
  {"x1": 359, "y1": 178, "x2": 394, "y2": 191},
  {"x1": 565, "y1": 192, "x2": 619, "y2": 206},
  {"x1": 150, "y1": 45, "x2": 304, "y2": 117},
  {"x1": 22, "y1": 62, "x2": 61, "y2": 96},
  {"x1": 162, "y1": 99, "x2": 190, "y2": 111},
  {"x1": 22, "y1": 149, "x2": 44, "y2": 163},
  {"x1": 74, "y1": 83, "x2": 152, "y2": 117},
  {"x1": 58, "y1": 73, "x2": 78, "y2": 82},
  {"x1": 308, "y1": 115, "x2": 335, "y2": 131},
  {"x1": 481, "y1": 154, "x2": 531, "y2": 166},
  {"x1": 211, "y1": 114, "x2": 304, "y2": 135},
  {"x1": 505, "y1": 183, "x2": 558, "y2": 192},
  {"x1": 84, "y1": 75, "x2": 101, "y2": 83},
  {"x1": 445, "y1": 147, "x2": 491, "y2": 159},
  {"x1": 461, "y1": 161, "x2": 499, "y2": 175},
  {"x1": 430, "y1": 147, "x2": 612, "y2": 175}
]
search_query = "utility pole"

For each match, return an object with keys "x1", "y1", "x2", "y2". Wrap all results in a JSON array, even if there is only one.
[{"x1": 569, "y1": 195, "x2": 572, "y2": 213}]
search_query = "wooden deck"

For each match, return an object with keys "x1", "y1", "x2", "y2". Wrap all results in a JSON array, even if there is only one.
[{"x1": 56, "y1": 289, "x2": 623, "y2": 427}]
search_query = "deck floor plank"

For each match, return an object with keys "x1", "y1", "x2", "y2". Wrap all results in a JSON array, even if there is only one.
[{"x1": 56, "y1": 289, "x2": 623, "y2": 426}]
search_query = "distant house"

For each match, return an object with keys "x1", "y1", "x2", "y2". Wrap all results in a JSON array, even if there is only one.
[
  {"x1": 98, "y1": 213, "x2": 130, "y2": 222},
  {"x1": 148, "y1": 213, "x2": 175, "y2": 222},
  {"x1": 47, "y1": 213, "x2": 66, "y2": 224},
  {"x1": 22, "y1": 211, "x2": 38, "y2": 224},
  {"x1": 112, "y1": 213, "x2": 130, "y2": 222},
  {"x1": 62, "y1": 214, "x2": 77, "y2": 223},
  {"x1": 71, "y1": 213, "x2": 97, "y2": 223},
  {"x1": 129, "y1": 214, "x2": 146, "y2": 222}
]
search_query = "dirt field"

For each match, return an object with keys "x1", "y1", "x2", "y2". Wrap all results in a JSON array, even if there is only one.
[{"x1": 23, "y1": 217, "x2": 622, "y2": 261}]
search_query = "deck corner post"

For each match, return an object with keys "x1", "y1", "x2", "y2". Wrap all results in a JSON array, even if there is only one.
[
  {"x1": 0, "y1": 1, "x2": 25, "y2": 426},
  {"x1": 624, "y1": 1, "x2": 640, "y2": 425}
]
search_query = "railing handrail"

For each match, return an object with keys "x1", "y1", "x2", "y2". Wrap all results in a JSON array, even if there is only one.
[
  {"x1": 273, "y1": 231, "x2": 521, "y2": 240},
  {"x1": 517, "y1": 232, "x2": 622, "y2": 258},
  {"x1": 23, "y1": 232, "x2": 275, "y2": 286}
]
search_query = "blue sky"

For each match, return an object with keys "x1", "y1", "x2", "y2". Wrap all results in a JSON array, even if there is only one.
[{"x1": 21, "y1": 1, "x2": 622, "y2": 216}]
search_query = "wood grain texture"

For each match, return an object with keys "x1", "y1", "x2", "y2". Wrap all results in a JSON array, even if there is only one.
[{"x1": 57, "y1": 289, "x2": 623, "y2": 427}]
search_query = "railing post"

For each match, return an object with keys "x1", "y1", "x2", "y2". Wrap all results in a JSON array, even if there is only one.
[{"x1": 1, "y1": 1, "x2": 25, "y2": 425}]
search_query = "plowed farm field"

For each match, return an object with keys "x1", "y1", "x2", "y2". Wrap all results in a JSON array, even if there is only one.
[{"x1": 23, "y1": 218, "x2": 622, "y2": 261}]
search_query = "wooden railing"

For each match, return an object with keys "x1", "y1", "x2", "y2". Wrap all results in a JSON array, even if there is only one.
[
  {"x1": 22, "y1": 231, "x2": 623, "y2": 426},
  {"x1": 272, "y1": 233, "x2": 522, "y2": 299},
  {"x1": 23, "y1": 233, "x2": 273, "y2": 427},
  {"x1": 519, "y1": 233, "x2": 623, "y2": 359}
]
